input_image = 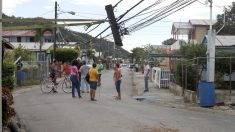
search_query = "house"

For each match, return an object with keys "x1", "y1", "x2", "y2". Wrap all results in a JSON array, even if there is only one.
[
  {"x1": 2, "y1": 39, "x2": 14, "y2": 58},
  {"x1": 202, "y1": 35, "x2": 235, "y2": 51},
  {"x1": 11, "y1": 42, "x2": 54, "y2": 62},
  {"x1": 171, "y1": 19, "x2": 217, "y2": 44},
  {"x1": 3, "y1": 30, "x2": 53, "y2": 42}
]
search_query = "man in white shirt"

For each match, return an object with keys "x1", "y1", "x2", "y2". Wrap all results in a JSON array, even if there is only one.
[{"x1": 144, "y1": 61, "x2": 150, "y2": 92}]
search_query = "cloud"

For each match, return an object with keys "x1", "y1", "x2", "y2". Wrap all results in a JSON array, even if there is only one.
[{"x1": 3, "y1": 0, "x2": 31, "y2": 14}]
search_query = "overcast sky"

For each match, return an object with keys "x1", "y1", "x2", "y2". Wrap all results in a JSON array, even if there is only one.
[{"x1": 3, "y1": 0, "x2": 234, "y2": 52}]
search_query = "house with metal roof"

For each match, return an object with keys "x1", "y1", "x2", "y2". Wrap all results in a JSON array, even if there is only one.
[
  {"x1": 11, "y1": 42, "x2": 54, "y2": 61},
  {"x1": 3, "y1": 30, "x2": 53, "y2": 42},
  {"x1": 171, "y1": 19, "x2": 217, "y2": 44},
  {"x1": 202, "y1": 35, "x2": 235, "y2": 51}
]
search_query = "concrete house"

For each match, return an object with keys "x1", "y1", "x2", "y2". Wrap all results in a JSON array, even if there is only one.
[
  {"x1": 3, "y1": 30, "x2": 54, "y2": 42},
  {"x1": 171, "y1": 19, "x2": 217, "y2": 44}
]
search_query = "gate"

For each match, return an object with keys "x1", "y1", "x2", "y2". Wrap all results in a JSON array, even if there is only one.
[{"x1": 152, "y1": 67, "x2": 171, "y2": 88}]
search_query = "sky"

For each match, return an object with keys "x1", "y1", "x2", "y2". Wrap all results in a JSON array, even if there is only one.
[{"x1": 2, "y1": 0, "x2": 234, "y2": 52}]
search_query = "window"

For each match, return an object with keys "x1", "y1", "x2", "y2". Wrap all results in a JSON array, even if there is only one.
[
  {"x1": 17, "y1": 37, "x2": 21, "y2": 42},
  {"x1": 30, "y1": 37, "x2": 35, "y2": 42}
]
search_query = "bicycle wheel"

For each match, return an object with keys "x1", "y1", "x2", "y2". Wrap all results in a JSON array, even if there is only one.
[
  {"x1": 62, "y1": 79, "x2": 72, "y2": 93},
  {"x1": 41, "y1": 79, "x2": 54, "y2": 93}
]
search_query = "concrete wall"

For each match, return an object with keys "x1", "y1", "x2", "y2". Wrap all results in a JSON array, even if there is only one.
[
  {"x1": 194, "y1": 26, "x2": 208, "y2": 43},
  {"x1": 169, "y1": 82, "x2": 235, "y2": 104},
  {"x1": 169, "y1": 82, "x2": 183, "y2": 96}
]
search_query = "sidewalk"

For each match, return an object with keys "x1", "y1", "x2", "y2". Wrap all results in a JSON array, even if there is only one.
[{"x1": 131, "y1": 70, "x2": 235, "y2": 115}]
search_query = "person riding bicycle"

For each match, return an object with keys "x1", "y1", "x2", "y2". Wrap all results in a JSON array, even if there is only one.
[{"x1": 50, "y1": 59, "x2": 58, "y2": 93}]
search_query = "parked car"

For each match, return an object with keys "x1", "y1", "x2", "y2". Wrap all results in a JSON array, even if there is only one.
[{"x1": 129, "y1": 64, "x2": 135, "y2": 69}]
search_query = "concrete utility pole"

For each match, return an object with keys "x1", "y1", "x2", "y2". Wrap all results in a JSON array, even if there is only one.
[
  {"x1": 206, "y1": 0, "x2": 215, "y2": 82},
  {"x1": 53, "y1": 1, "x2": 58, "y2": 60}
]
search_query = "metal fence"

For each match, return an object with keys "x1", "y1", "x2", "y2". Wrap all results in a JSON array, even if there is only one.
[
  {"x1": 152, "y1": 67, "x2": 171, "y2": 88},
  {"x1": 179, "y1": 57, "x2": 235, "y2": 93},
  {"x1": 16, "y1": 61, "x2": 48, "y2": 86}
]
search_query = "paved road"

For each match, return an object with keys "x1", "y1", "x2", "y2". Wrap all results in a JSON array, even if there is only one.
[{"x1": 14, "y1": 67, "x2": 235, "y2": 132}]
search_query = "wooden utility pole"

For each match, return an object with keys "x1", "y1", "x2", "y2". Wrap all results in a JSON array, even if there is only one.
[{"x1": 53, "y1": 1, "x2": 58, "y2": 60}]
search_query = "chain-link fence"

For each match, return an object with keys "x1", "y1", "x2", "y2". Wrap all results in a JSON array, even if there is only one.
[
  {"x1": 16, "y1": 61, "x2": 48, "y2": 86},
  {"x1": 174, "y1": 57, "x2": 235, "y2": 93}
]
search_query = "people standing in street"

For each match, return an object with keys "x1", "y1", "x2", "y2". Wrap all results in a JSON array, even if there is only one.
[
  {"x1": 97, "y1": 60, "x2": 103, "y2": 86},
  {"x1": 50, "y1": 59, "x2": 58, "y2": 93},
  {"x1": 113, "y1": 63, "x2": 122, "y2": 100},
  {"x1": 80, "y1": 61, "x2": 90, "y2": 93},
  {"x1": 70, "y1": 60, "x2": 82, "y2": 98},
  {"x1": 144, "y1": 61, "x2": 150, "y2": 92},
  {"x1": 89, "y1": 63, "x2": 98, "y2": 101}
]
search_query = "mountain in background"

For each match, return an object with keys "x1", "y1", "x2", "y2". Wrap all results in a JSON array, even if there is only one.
[{"x1": 3, "y1": 14, "x2": 130, "y2": 59}]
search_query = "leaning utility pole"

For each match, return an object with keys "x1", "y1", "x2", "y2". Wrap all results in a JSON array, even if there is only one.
[{"x1": 53, "y1": 1, "x2": 58, "y2": 60}]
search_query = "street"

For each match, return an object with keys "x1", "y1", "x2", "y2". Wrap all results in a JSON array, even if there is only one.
[{"x1": 14, "y1": 67, "x2": 235, "y2": 132}]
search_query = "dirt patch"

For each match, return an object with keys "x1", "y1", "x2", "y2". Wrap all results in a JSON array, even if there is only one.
[{"x1": 134, "y1": 123, "x2": 180, "y2": 132}]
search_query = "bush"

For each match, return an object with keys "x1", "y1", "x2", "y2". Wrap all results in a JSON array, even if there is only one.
[
  {"x1": 2, "y1": 62, "x2": 16, "y2": 90},
  {"x1": 51, "y1": 48, "x2": 79, "y2": 62},
  {"x1": 2, "y1": 88, "x2": 16, "y2": 126}
]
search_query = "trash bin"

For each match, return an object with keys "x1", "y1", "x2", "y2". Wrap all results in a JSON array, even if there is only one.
[{"x1": 199, "y1": 82, "x2": 215, "y2": 107}]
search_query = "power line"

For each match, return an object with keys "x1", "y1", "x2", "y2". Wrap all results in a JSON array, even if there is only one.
[{"x1": 128, "y1": 0, "x2": 198, "y2": 33}]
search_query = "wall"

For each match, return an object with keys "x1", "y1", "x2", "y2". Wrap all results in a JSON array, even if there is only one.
[{"x1": 194, "y1": 26, "x2": 209, "y2": 43}]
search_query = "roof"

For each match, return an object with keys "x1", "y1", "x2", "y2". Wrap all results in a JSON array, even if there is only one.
[
  {"x1": 3, "y1": 30, "x2": 36, "y2": 36},
  {"x1": 202, "y1": 35, "x2": 235, "y2": 47},
  {"x1": 152, "y1": 45, "x2": 170, "y2": 49},
  {"x1": 11, "y1": 42, "x2": 54, "y2": 51},
  {"x1": 171, "y1": 22, "x2": 192, "y2": 34},
  {"x1": 3, "y1": 30, "x2": 53, "y2": 37},
  {"x1": 2, "y1": 39, "x2": 14, "y2": 49},
  {"x1": 189, "y1": 19, "x2": 217, "y2": 26}
]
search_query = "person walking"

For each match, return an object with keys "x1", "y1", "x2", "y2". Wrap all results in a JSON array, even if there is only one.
[
  {"x1": 70, "y1": 60, "x2": 82, "y2": 98},
  {"x1": 80, "y1": 61, "x2": 90, "y2": 93},
  {"x1": 50, "y1": 59, "x2": 58, "y2": 93},
  {"x1": 88, "y1": 63, "x2": 98, "y2": 101},
  {"x1": 144, "y1": 61, "x2": 150, "y2": 92},
  {"x1": 97, "y1": 60, "x2": 103, "y2": 86},
  {"x1": 113, "y1": 63, "x2": 122, "y2": 100}
]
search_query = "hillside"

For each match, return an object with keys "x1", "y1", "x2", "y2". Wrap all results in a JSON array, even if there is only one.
[{"x1": 2, "y1": 14, "x2": 130, "y2": 59}]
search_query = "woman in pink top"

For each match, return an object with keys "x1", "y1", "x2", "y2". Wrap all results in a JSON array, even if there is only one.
[{"x1": 70, "y1": 60, "x2": 82, "y2": 98}]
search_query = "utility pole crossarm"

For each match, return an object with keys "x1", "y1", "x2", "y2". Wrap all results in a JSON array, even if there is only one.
[
  {"x1": 2, "y1": 21, "x2": 106, "y2": 30},
  {"x1": 0, "y1": 18, "x2": 107, "y2": 23}
]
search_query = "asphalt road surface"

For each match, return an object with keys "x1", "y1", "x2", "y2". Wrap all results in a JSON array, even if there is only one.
[{"x1": 14, "y1": 67, "x2": 235, "y2": 132}]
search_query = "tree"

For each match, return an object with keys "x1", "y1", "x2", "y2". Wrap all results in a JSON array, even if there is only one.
[
  {"x1": 214, "y1": 2, "x2": 235, "y2": 35},
  {"x1": 162, "y1": 38, "x2": 177, "y2": 45},
  {"x1": 131, "y1": 47, "x2": 147, "y2": 65},
  {"x1": 14, "y1": 45, "x2": 31, "y2": 61},
  {"x1": 87, "y1": 41, "x2": 95, "y2": 59}
]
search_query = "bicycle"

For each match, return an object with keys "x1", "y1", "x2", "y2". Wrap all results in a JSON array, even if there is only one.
[{"x1": 41, "y1": 73, "x2": 72, "y2": 93}]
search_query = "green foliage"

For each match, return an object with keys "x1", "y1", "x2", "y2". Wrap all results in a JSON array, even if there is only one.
[
  {"x1": 2, "y1": 62, "x2": 16, "y2": 90},
  {"x1": 14, "y1": 45, "x2": 31, "y2": 61},
  {"x1": 180, "y1": 44, "x2": 207, "y2": 59},
  {"x1": 131, "y1": 47, "x2": 147, "y2": 63},
  {"x1": 3, "y1": 50, "x2": 14, "y2": 63},
  {"x1": 51, "y1": 48, "x2": 79, "y2": 62},
  {"x1": 214, "y1": 2, "x2": 235, "y2": 35},
  {"x1": 87, "y1": 41, "x2": 95, "y2": 59},
  {"x1": 162, "y1": 38, "x2": 177, "y2": 45}
]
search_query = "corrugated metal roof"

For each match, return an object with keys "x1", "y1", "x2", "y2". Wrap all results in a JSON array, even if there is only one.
[
  {"x1": 3, "y1": 30, "x2": 53, "y2": 37},
  {"x1": 216, "y1": 36, "x2": 235, "y2": 47},
  {"x1": 189, "y1": 19, "x2": 217, "y2": 26},
  {"x1": 171, "y1": 22, "x2": 192, "y2": 35},
  {"x1": 3, "y1": 30, "x2": 36, "y2": 36},
  {"x1": 11, "y1": 42, "x2": 54, "y2": 51},
  {"x1": 203, "y1": 35, "x2": 235, "y2": 47},
  {"x1": 172, "y1": 22, "x2": 192, "y2": 29}
]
